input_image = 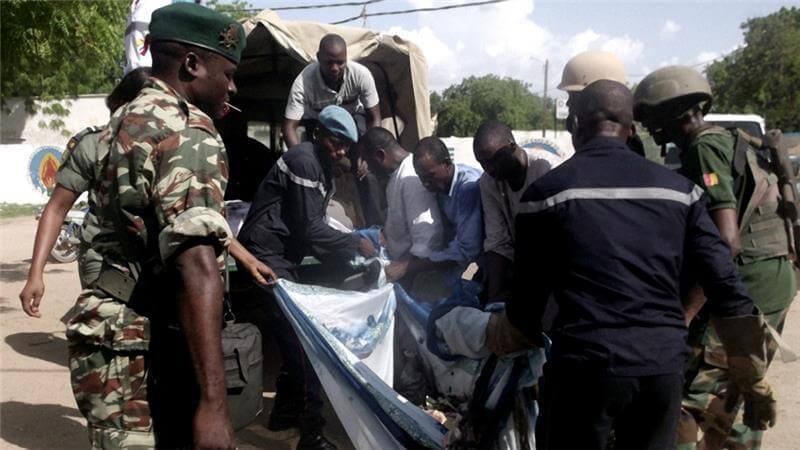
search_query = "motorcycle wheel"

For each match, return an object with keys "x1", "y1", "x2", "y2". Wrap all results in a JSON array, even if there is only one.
[{"x1": 50, "y1": 226, "x2": 79, "y2": 263}]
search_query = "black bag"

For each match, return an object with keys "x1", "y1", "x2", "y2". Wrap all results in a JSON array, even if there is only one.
[{"x1": 222, "y1": 320, "x2": 264, "y2": 430}]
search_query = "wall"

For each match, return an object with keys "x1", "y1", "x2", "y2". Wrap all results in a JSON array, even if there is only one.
[
  {"x1": 443, "y1": 130, "x2": 575, "y2": 170},
  {"x1": 1, "y1": 96, "x2": 108, "y2": 203},
  {"x1": 0, "y1": 93, "x2": 575, "y2": 204}
]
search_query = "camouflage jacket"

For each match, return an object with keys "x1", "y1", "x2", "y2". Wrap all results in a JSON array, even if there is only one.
[{"x1": 67, "y1": 77, "x2": 232, "y2": 351}]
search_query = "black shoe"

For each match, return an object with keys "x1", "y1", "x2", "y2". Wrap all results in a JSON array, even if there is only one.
[
  {"x1": 267, "y1": 410, "x2": 300, "y2": 431},
  {"x1": 296, "y1": 432, "x2": 338, "y2": 450}
]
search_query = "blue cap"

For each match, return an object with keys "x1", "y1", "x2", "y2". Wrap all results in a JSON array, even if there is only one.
[{"x1": 318, "y1": 105, "x2": 358, "y2": 143}]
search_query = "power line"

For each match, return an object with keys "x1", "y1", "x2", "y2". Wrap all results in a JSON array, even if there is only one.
[
  {"x1": 331, "y1": 0, "x2": 510, "y2": 25},
  {"x1": 231, "y1": 0, "x2": 386, "y2": 13}
]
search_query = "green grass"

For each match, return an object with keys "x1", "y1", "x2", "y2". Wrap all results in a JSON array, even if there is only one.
[{"x1": 0, "y1": 203, "x2": 42, "y2": 219}]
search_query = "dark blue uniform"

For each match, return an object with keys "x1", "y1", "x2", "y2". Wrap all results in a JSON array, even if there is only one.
[
  {"x1": 508, "y1": 136, "x2": 754, "y2": 450},
  {"x1": 238, "y1": 141, "x2": 359, "y2": 278},
  {"x1": 235, "y1": 142, "x2": 359, "y2": 438}
]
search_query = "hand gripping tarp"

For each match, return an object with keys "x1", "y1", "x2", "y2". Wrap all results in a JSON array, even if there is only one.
[{"x1": 274, "y1": 279, "x2": 448, "y2": 449}]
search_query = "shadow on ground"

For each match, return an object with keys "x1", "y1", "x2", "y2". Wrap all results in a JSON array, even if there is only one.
[
  {"x1": 0, "y1": 261, "x2": 67, "y2": 283},
  {"x1": 236, "y1": 392, "x2": 354, "y2": 450},
  {"x1": 0, "y1": 401, "x2": 86, "y2": 448},
  {"x1": 5, "y1": 332, "x2": 69, "y2": 367},
  {"x1": 0, "y1": 297, "x2": 17, "y2": 314}
]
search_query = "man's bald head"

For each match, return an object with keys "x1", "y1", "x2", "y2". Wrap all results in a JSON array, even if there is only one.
[
  {"x1": 317, "y1": 34, "x2": 347, "y2": 87},
  {"x1": 473, "y1": 120, "x2": 514, "y2": 154},
  {"x1": 473, "y1": 120, "x2": 527, "y2": 182},
  {"x1": 319, "y1": 34, "x2": 346, "y2": 54},
  {"x1": 570, "y1": 79, "x2": 634, "y2": 147},
  {"x1": 358, "y1": 127, "x2": 406, "y2": 176}
]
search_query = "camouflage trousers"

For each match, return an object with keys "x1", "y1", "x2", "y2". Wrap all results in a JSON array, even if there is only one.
[
  {"x1": 68, "y1": 344, "x2": 154, "y2": 449},
  {"x1": 677, "y1": 308, "x2": 788, "y2": 450}
]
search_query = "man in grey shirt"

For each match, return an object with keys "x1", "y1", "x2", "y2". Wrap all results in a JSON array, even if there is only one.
[
  {"x1": 473, "y1": 120, "x2": 564, "y2": 300},
  {"x1": 282, "y1": 34, "x2": 381, "y2": 147}
]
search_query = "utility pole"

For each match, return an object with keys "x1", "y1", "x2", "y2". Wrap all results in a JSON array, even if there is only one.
[
  {"x1": 361, "y1": 4, "x2": 368, "y2": 28},
  {"x1": 542, "y1": 59, "x2": 548, "y2": 138}
]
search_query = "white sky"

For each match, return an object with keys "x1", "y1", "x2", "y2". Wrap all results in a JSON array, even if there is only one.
[{"x1": 245, "y1": 0, "x2": 799, "y2": 97}]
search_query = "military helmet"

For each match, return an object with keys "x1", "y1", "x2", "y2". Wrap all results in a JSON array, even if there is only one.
[
  {"x1": 633, "y1": 65, "x2": 712, "y2": 124},
  {"x1": 558, "y1": 51, "x2": 627, "y2": 92}
]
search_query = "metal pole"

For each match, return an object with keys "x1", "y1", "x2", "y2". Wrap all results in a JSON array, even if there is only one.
[
  {"x1": 542, "y1": 59, "x2": 548, "y2": 138},
  {"x1": 553, "y1": 99, "x2": 557, "y2": 135}
]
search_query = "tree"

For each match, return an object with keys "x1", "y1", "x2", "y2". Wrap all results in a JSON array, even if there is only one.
[
  {"x1": 207, "y1": 0, "x2": 254, "y2": 20},
  {"x1": 433, "y1": 75, "x2": 548, "y2": 137},
  {"x1": 1, "y1": 0, "x2": 128, "y2": 104},
  {"x1": 706, "y1": 7, "x2": 800, "y2": 130}
]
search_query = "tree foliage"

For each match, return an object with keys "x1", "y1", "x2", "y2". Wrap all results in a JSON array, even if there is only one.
[
  {"x1": 207, "y1": 0, "x2": 254, "y2": 20},
  {"x1": 1, "y1": 0, "x2": 128, "y2": 103},
  {"x1": 433, "y1": 75, "x2": 548, "y2": 137},
  {"x1": 706, "y1": 7, "x2": 800, "y2": 130}
]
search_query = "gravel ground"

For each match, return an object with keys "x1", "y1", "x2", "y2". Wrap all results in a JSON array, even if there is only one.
[{"x1": 1, "y1": 216, "x2": 798, "y2": 449}]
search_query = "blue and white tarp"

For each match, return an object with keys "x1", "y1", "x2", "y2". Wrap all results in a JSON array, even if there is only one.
[
  {"x1": 275, "y1": 278, "x2": 546, "y2": 450},
  {"x1": 275, "y1": 279, "x2": 448, "y2": 449}
]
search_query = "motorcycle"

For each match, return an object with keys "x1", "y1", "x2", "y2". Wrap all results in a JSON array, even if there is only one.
[{"x1": 36, "y1": 207, "x2": 86, "y2": 263}]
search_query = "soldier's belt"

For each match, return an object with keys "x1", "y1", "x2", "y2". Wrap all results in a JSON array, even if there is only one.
[{"x1": 95, "y1": 265, "x2": 137, "y2": 303}]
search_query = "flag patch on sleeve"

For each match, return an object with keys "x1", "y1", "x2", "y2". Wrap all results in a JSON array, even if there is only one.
[{"x1": 703, "y1": 173, "x2": 719, "y2": 187}]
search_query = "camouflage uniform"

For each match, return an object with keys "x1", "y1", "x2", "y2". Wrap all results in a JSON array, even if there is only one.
[
  {"x1": 676, "y1": 130, "x2": 795, "y2": 450},
  {"x1": 66, "y1": 77, "x2": 231, "y2": 448},
  {"x1": 56, "y1": 127, "x2": 107, "y2": 287}
]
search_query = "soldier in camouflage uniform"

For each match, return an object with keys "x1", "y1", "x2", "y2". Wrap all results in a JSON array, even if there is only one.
[
  {"x1": 19, "y1": 68, "x2": 152, "y2": 317},
  {"x1": 62, "y1": 4, "x2": 247, "y2": 448},
  {"x1": 635, "y1": 66, "x2": 791, "y2": 450}
]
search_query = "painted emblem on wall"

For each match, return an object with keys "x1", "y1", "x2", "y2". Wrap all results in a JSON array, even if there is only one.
[
  {"x1": 520, "y1": 138, "x2": 561, "y2": 156},
  {"x1": 28, "y1": 146, "x2": 62, "y2": 194}
]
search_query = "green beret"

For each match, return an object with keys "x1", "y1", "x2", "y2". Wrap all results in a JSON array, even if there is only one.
[{"x1": 150, "y1": 3, "x2": 246, "y2": 64}]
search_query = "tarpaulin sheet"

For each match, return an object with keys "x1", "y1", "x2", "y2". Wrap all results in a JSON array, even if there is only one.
[{"x1": 274, "y1": 279, "x2": 447, "y2": 449}]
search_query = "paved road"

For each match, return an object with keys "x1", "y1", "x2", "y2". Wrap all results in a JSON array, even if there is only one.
[{"x1": 1, "y1": 216, "x2": 799, "y2": 449}]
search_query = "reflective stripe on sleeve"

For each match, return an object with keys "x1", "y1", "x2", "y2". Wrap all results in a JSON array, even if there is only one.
[
  {"x1": 519, "y1": 185, "x2": 704, "y2": 214},
  {"x1": 276, "y1": 158, "x2": 327, "y2": 197}
]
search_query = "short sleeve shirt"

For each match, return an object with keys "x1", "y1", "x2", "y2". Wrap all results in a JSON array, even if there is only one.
[
  {"x1": 56, "y1": 128, "x2": 106, "y2": 286},
  {"x1": 680, "y1": 130, "x2": 738, "y2": 211},
  {"x1": 106, "y1": 77, "x2": 232, "y2": 263},
  {"x1": 66, "y1": 77, "x2": 233, "y2": 352},
  {"x1": 284, "y1": 61, "x2": 380, "y2": 121},
  {"x1": 57, "y1": 128, "x2": 102, "y2": 194},
  {"x1": 680, "y1": 130, "x2": 795, "y2": 313}
]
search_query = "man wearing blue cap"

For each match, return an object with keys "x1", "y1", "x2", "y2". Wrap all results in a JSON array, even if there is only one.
[{"x1": 237, "y1": 105, "x2": 376, "y2": 450}]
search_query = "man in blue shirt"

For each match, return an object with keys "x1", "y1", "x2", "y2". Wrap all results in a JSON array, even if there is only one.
[
  {"x1": 487, "y1": 80, "x2": 776, "y2": 449},
  {"x1": 416, "y1": 137, "x2": 483, "y2": 266},
  {"x1": 387, "y1": 136, "x2": 483, "y2": 283}
]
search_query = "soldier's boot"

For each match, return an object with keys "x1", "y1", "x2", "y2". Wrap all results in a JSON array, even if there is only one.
[{"x1": 711, "y1": 314, "x2": 777, "y2": 431}]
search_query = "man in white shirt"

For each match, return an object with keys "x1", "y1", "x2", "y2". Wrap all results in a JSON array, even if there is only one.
[
  {"x1": 358, "y1": 128, "x2": 444, "y2": 283},
  {"x1": 474, "y1": 120, "x2": 564, "y2": 301},
  {"x1": 123, "y1": 0, "x2": 173, "y2": 74}
]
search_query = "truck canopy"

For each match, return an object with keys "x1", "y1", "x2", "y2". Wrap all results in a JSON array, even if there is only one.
[{"x1": 234, "y1": 10, "x2": 432, "y2": 150}]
